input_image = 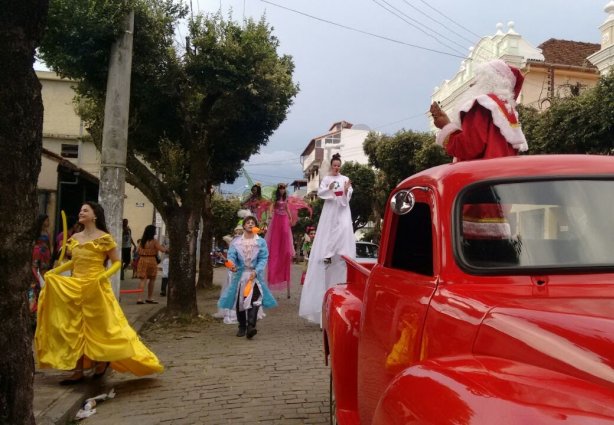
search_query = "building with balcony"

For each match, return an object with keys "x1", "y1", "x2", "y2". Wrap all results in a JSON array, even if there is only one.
[{"x1": 300, "y1": 121, "x2": 371, "y2": 198}]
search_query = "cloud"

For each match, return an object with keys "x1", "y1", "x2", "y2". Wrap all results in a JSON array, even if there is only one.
[{"x1": 221, "y1": 150, "x2": 304, "y2": 196}]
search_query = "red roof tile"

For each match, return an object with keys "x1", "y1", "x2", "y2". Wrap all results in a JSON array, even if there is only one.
[{"x1": 537, "y1": 38, "x2": 600, "y2": 68}]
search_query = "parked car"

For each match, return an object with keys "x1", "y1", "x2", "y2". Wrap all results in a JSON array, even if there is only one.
[
  {"x1": 323, "y1": 155, "x2": 614, "y2": 424},
  {"x1": 355, "y1": 241, "x2": 378, "y2": 263}
]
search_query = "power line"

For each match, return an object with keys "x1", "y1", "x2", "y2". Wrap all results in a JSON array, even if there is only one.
[
  {"x1": 417, "y1": 0, "x2": 483, "y2": 40},
  {"x1": 398, "y1": 0, "x2": 476, "y2": 46},
  {"x1": 260, "y1": 0, "x2": 466, "y2": 59},
  {"x1": 370, "y1": 0, "x2": 467, "y2": 56}
]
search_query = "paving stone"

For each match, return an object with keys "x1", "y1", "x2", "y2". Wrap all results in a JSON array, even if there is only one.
[{"x1": 74, "y1": 265, "x2": 330, "y2": 424}]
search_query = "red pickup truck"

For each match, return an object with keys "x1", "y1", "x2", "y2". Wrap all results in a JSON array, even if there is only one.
[{"x1": 323, "y1": 155, "x2": 614, "y2": 424}]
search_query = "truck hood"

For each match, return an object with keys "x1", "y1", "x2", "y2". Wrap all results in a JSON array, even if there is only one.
[{"x1": 474, "y1": 296, "x2": 614, "y2": 389}]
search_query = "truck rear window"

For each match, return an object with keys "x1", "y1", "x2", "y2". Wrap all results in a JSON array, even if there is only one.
[{"x1": 456, "y1": 179, "x2": 614, "y2": 272}]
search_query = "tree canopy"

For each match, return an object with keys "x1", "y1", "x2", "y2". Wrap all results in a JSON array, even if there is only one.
[
  {"x1": 41, "y1": 2, "x2": 298, "y2": 315},
  {"x1": 340, "y1": 161, "x2": 376, "y2": 231},
  {"x1": 521, "y1": 72, "x2": 614, "y2": 155}
]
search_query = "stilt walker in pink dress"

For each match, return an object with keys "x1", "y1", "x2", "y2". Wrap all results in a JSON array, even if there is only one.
[{"x1": 265, "y1": 183, "x2": 295, "y2": 297}]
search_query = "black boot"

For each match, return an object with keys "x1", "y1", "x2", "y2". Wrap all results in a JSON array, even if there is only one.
[
  {"x1": 246, "y1": 306, "x2": 259, "y2": 339},
  {"x1": 236, "y1": 309, "x2": 247, "y2": 337}
]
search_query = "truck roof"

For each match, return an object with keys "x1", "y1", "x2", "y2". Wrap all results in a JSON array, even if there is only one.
[{"x1": 399, "y1": 155, "x2": 614, "y2": 191}]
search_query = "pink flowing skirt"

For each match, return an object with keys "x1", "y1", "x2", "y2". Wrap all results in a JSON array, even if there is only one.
[{"x1": 265, "y1": 213, "x2": 295, "y2": 289}]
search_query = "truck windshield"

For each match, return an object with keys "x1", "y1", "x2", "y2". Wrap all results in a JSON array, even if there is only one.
[{"x1": 457, "y1": 179, "x2": 614, "y2": 271}]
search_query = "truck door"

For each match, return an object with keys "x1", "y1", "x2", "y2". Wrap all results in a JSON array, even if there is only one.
[{"x1": 357, "y1": 195, "x2": 438, "y2": 424}]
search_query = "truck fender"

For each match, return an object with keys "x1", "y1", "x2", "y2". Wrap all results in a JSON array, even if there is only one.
[
  {"x1": 372, "y1": 355, "x2": 614, "y2": 425},
  {"x1": 324, "y1": 284, "x2": 363, "y2": 416}
]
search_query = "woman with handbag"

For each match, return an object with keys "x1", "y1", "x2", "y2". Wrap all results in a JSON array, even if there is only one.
[{"x1": 136, "y1": 225, "x2": 168, "y2": 304}]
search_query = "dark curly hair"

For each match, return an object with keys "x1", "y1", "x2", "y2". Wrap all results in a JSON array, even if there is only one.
[{"x1": 330, "y1": 153, "x2": 342, "y2": 165}]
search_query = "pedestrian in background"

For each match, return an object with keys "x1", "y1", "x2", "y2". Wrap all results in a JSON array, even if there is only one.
[
  {"x1": 136, "y1": 225, "x2": 168, "y2": 304},
  {"x1": 131, "y1": 239, "x2": 141, "y2": 278},
  {"x1": 30, "y1": 215, "x2": 53, "y2": 329},
  {"x1": 121, "y1": 218, "x2": 136, "y2": 280},
  {"x1": 213, "y1": 235, "x2": 238, "y2": 324},
  {"x1": 300, "y1": 226, "x2": 316, "y2": 285},
  {"x1": 159, "y1": 253, "x2": 169, "y2": 297}
]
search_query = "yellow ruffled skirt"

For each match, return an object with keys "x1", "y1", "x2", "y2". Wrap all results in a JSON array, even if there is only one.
[{"x1": 35, "y1": 273, "x2": 163, "y2": 376}]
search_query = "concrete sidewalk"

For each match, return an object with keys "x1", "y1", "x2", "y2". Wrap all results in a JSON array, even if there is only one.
[{"x1": 33, "y1": 275, "x2": 167, "y2": 425}]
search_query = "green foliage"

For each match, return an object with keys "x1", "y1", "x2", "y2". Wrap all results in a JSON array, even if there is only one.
[
  {"x1": 184, "y1": 15, "x2": 299, "y2": 184},
  {"x1": 41, "y1": 5, "x2": 298, "y2": 203},
  {"x1": 340, "y1": 161, "x2": 376, "y2": 230},
  {"x1": 294, "y1": 198, "x2": 322, "y2": 234},
  {"x1": 516, "y1": 104, "x2": 541, "y2": 151},
  {"x1": 363, "y1": 130, "x2": 448, "y2": 243},
  {"x1": 363, "y1": 129, "x2": 449, "y2": 190},
  {"x1": 157, "y1": 138, "x2": 188, "y2": 193},
  {"x1": 40, "y1": 0, "x2": 134, "y2": 91},
  {"x1": 211, "y1": 195, "x2": 241, "y2": 242},
  {"x1": 524, "y1": 73, "x2": 614, "y2": 155}
]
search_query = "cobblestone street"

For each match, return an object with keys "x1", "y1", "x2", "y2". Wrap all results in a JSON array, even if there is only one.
[{"x1": 81, "y1": 265, "x2": 329, "y2": 425}]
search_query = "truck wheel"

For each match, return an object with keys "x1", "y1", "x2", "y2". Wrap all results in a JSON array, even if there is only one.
[{"x1": 329, "y1": 371, "x2": 337, "y2": 425}]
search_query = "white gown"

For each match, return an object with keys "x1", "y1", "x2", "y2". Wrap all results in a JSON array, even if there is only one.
[{"x1": 299, "y1": 174, "x2": 356, "y2": 324}]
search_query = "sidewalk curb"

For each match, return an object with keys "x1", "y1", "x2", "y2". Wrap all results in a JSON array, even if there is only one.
[{"x1": 34, "y1": 303, "x2": 166, "y2": 425}]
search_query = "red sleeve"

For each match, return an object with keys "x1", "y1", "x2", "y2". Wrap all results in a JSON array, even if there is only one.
[{"x1": 444, "y1": 104, "x2": 493, "y2": 161}]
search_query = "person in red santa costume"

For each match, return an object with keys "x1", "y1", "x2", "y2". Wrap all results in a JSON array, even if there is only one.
[
  {"x1": 430, "y1": 59, "x2": 528, "y2": 160},
  {"x1": 431, "y1": 60, "x2": 529, "y2": 242}
]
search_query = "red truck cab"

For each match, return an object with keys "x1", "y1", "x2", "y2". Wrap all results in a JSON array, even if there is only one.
[{"x1": 323, "y1": 155, "x2": 614, "y2": 424}]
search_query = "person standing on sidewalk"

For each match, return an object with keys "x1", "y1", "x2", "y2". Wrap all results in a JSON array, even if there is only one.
[
  {"x1": 120, "y1": 219, "x2": 136, "y2": 280},
  {"x1": 136, "y1": 225, "x2": 168, "y2": 304},
  {"x1": 35, "y1": 201, "x2": 163, "y2": 384},
  {"x1": 159, "y1": 253, "x2": 169, "y2": 297},
  {"x1": 218, "y1": 216, "x2": 277, "y2": 339}
]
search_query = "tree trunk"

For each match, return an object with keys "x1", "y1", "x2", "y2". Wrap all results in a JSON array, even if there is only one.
[
  {"x1": 0, "y1": 2, "x2": 48, "y2": 423},
  {"x1": 165, "y1": 206, "x2": 199, "y2": 317},
  {"x1": 197, "y1": 190, "x2": 214, "y2": 289}
]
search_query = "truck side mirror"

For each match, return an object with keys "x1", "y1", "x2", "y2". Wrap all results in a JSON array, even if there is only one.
[{"x1": 391, "y1": 190, "x2": 415, "y2": 215}]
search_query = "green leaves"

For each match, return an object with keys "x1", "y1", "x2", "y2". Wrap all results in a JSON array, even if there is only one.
[
  {"x1": 340, "y1": 162, "x2": 376, "y2": 231},
  {"x1": 522, "y1": 73, "x2": 614, "y2": 155},
  {"x1": 41, "y1": 0, "x2": 133, "y2": 91},
  {"x1": 363, "y1": 129, "x2": 449, "y2": 188}
]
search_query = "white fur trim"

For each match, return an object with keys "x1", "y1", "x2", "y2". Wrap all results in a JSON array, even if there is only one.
[
  {"x1": 435, "y1": 122, "x2": 461, "y2": 147},
  {"x1": 463, "y1": 221, "x2": 511, "y2": 238},
  {"x1": 459, "y1": 95, "x2": 528, "y2": 152}
]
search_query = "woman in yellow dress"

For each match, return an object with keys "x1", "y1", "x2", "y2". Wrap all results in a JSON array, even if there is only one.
[{"x1": 35, "y1": 201, "x2": 163, "y2": 384}]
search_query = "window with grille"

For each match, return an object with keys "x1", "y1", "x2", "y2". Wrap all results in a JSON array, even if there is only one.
[{"x1": 61, "y1": 143, "x2": 79, "y2": 158}]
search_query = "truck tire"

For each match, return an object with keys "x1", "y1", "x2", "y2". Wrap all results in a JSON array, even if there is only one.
[{"x1": 329, "y1": 370, "x2": 337, "y2": 425}]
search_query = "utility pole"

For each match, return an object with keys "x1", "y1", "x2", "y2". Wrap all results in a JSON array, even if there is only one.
[{"x1": 99, "y1": 11, "x2": 134, "y2": 299}]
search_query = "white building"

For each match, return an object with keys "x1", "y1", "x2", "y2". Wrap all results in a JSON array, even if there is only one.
[
  {"x1": 300, "y1": 121, "x2": 371, "y2": 198},
  {"x1": 588, "y1": 1, "x2": 614, "y2": 74},
  {"x1": 431, "y1": 20, "x2": 602, "y2": 122}
]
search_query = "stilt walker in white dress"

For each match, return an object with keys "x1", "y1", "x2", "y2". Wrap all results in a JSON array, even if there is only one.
[{"x1": 299, "y1": 153, "x2": 356, "y2": 324}]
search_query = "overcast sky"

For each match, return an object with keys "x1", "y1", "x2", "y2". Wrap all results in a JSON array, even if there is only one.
[
  {"x1": 197, "y1": 0, "x2": 608, "y2": 195},
  {"x1": 40, "y1": 1, "x2": 601, "y2": 195}
]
